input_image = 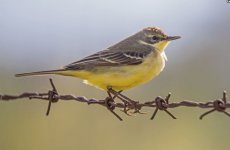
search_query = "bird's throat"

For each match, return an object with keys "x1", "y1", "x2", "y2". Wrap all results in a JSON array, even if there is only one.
[{"x1": 154, "y1": 41, "x2": 170, "y2": 53}]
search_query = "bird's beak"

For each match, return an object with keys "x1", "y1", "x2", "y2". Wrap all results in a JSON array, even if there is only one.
[{"x1": 165, "y1": 36, "x2": 181, "y2": 41}]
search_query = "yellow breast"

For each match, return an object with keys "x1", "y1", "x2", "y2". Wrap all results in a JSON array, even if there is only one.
[{"x1": 75, "y1": 50, "x2": 166, "y2": 90}]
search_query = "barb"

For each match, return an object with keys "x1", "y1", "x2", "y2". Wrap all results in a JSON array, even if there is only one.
[
  {"x1": 1, "y1": 79, "x2": 230, "y2": 121},
  {"x1": 46, "y1": 78, "x2": 59, "y2": 116}
]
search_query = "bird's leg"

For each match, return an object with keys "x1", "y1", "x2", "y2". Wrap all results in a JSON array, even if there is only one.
[
  {"x1": 107, "y1": 88, "x2": 128, "y2": 103},
  {"x1": 107, "y1": 87, "x2": 142, "y2": 115},
  {"x1": 112, "y1": 90, "x2": 123, "y2": 99},
  {"x1": 108, "y1": 88, "x2": 137, "y2": 104},
  {"x1": 107, "y1": 88, "x2": 145, "y2": 115},
  {"x1": 107, "y1": 88, "x2": 133, "y2": 115}
]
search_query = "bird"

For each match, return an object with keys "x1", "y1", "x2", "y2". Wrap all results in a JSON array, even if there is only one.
[{"x1": 15, "y1": 27, "x2": 180, "y2": 100}]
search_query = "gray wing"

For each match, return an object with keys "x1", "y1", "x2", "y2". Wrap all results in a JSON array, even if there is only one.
[{"x1": 64, "y1": 49, "x2": 152, "y2": 70}]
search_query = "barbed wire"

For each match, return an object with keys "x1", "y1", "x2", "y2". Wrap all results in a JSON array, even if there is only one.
[{"x1": 0, "y1": 79, "x2": 230, "y2": 121}]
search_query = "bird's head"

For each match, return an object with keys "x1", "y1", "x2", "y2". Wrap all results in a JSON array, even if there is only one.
[{"x1": 140, "y1": 27, "x2": 181, "y2": 52}]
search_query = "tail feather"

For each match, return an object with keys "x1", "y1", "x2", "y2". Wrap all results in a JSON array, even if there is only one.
[{"x1": 15, "y1": 69, "x2": 66, "y2": 77}]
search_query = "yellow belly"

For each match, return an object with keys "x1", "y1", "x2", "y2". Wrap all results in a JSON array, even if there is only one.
[{"x1": 59, "y1": 51, "x2": 165, "y2": 90}]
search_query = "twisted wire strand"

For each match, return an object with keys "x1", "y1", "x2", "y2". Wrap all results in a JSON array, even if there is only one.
[{"x1": 0, "y1": 79, "x2": 229, "y2": 121}]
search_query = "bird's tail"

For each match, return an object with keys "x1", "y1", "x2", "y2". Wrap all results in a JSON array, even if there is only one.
[{"x1": 15, "y1": 69, "x2": 66, "y2": 77}]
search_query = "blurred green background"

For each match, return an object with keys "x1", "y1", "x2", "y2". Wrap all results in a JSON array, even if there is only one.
[{"x1": 1, "y1": 0, "x2": 230, "y2": 150}]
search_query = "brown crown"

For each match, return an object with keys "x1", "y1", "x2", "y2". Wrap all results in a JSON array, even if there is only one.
[{"x1": 143, "y1": 27, "x2": 165, "y2": 35}]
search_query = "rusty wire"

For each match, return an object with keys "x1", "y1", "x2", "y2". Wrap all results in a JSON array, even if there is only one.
[{"x1": 0, "y1": 79, "x2": 230, "y2": 121}]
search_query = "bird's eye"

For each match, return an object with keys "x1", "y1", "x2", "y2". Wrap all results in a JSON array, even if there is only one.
[
  {"x1": 150, "y1": 36, "x2": 159, "y2": 43},
  {"x1": 151, "y1": 36, "x2": 158, "y2": 41}
]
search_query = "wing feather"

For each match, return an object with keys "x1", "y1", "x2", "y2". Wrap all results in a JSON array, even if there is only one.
[{"x1": 64, "y1": 49, "x2": 151, "y2": 70}]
